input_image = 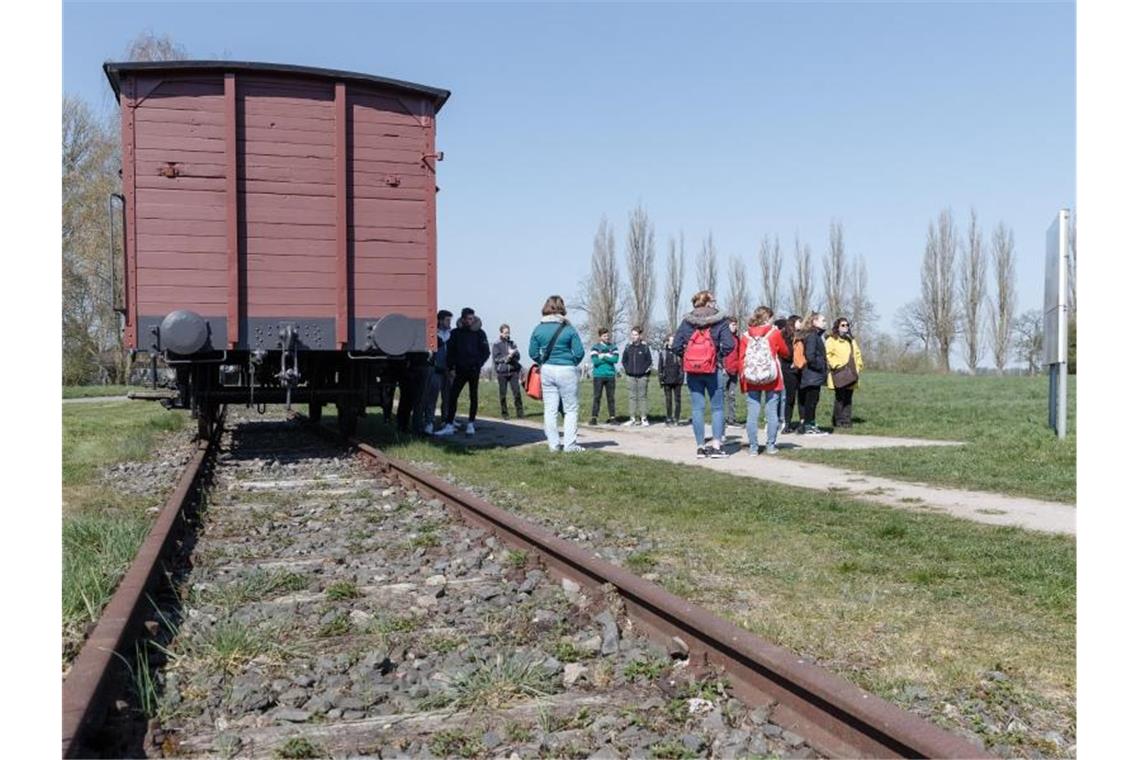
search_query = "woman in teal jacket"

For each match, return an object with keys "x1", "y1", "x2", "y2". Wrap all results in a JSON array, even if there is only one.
[
  {"x1": 528, "y1": 295, "x2": 586, "y2": 452},
  {"x1": 589, "y1": 327, "x2": 619, "y2": 425}
]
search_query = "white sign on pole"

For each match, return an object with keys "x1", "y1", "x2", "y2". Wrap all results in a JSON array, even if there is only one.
[
  {"x1": 1044, "y1": 209, "x2": 1069, "y2": 438},
  {"x1": 1043, "y1": 210, "x2": 1069, "y2": 365}
]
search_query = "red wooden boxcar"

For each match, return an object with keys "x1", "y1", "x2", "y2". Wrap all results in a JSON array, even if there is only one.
[{"x1": 105, "y1": 61, "x2": 449, "y2": 435}]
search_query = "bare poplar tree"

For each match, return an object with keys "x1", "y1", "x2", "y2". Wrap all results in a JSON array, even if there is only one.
[
  {"x1": 758, "y1": 235, "x2": 783, "y2": 313},
  {"x1": 696, "y1": 232, "x2": 718, "y2": 295},
  {"x1": 789, "y1": 235, "x2": 815, "y2": 316},
  {"x1": 921, "y1": 209, "x2": 959, "y2": 371},
  {"x1": 727, "y1": 256, "x2": 751, "y2": 326},
  {"x1": 958, "y1": 208, "x2": 987, "y2": 373},
  {"x1": 665, "y1": 233, "x2": 685, "y2": 330},
  {"x1": 849, "y1": 255, "x2": 876, "y2": 347},
  {"x1": 987, "y1": 222, "x2": 1017, "y2": 374},
  {"x1": 574, "y1": 217, "x2": 624, "y2": 337},
  {"x1": 125, "y1": 31, "x2": 189, "y2": 61},
  {"x1": 822, "y1": 219, "x2": 850, "y2": 320},
  {"x1": 624, "y1": 204, "x2": 656, "y2": 333}
]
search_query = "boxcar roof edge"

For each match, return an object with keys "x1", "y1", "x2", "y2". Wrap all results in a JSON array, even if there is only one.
[{"x1": 103, "y1": 60, "x2": 450, "y2": 111}]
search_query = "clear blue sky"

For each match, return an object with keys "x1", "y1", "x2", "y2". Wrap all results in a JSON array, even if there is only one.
[{"x1": 63, "y1": 1, "x2": 1074, "y2": 365}]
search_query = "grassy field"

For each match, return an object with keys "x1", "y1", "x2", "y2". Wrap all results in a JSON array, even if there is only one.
[
  {"x1": 62, "y1": 400, "x2": 189, "y2": 665},
  {"x1": 347, "y1": 414, "x2": 1076, "y2": 755},
  {"x1": 436, "y1": 371, "x2": 1075, "y2": 502},
  {"x1": 62, "y1": 384, "x2": 134, "y2": 399}
]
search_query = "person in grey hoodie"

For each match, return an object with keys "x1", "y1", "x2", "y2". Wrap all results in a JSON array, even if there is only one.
[
  {"x1": 492, "y1": 323, "x2": 525, "y2": 419},
  {"x1": 670, "y1": 290, "x2": 737, "y2": 458},
  {"x1": 421, "y1": 309, "x2": 453, "y2": 434}
]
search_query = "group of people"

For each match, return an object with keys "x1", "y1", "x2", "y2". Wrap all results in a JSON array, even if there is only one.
[
  {"x1": 527, "y1": 291, "x2": 864, "y2": 457},
  {"x1": 420, "y1": 307, "x2": 530, "y2": 437}
]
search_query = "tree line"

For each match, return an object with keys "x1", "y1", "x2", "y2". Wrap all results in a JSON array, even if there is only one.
[{"x1": 575, "y1": 204, "x2": 1074, "y2": 375}]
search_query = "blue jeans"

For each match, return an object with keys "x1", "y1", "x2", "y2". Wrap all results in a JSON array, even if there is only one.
[
  {"x1": 541, "y1": 364, "x2": 579, "y2": 450},
  {"x1": 746, "y1": 390, "x2": 781, "y2": 451},
  {"x1": 686, "y1": 371, "x2": 724, "y2": 446}
]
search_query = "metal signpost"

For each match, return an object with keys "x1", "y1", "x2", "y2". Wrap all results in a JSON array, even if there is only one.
[{"x1": 1044, "y1": 210, "x2": 1069, "y2": 439}]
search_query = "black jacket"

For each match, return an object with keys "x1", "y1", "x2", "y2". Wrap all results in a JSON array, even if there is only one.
[
  {"x1": 658, "y1": 346, "x2": 684, "y2": 385},
  {"x1": 491, "y1": 338, "x2": 521, "y2": 377},
  {"x1": 447, "y1": 318, "x2": 491, "y2": 373},
  {"x1": 622, "y1": 342, "x2": 653, "y2": 377},
  {"x1": 670, "y1": 306, "x2": 737, "y2": 370},
  {"x1": 799, "y1": 328, "x2": 828, "y2": 388}
]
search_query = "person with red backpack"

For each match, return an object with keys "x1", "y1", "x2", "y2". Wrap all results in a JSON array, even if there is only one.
[
  {"x1": 670, "y1": 290, "x2": 737, "y2": 458},
  {"x1": 736, "y1": 306, "x2": 791, "y2": 455}
]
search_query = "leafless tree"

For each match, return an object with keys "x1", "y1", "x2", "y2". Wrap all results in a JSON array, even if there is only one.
[
  {"x1": 921, "y1": 209, "x2": 959, "y2": 371},
  {"x1": 63, "y1": 95, "x2": 121, "y2": 384},
  {"x1": 625, "y1": 204, "x2": 656, "y2": 333},
  {"x1": 758, "y1": 235, "x2": 783, "y2": 314},
  {"x1": 124, "y1": 31, "x2": 188, "y2": 61},
  {"x1": 1014, "y1": 310, "x2": 1044, "y2": 375},
  {"x1": 822, "y1": 219, "x2": 850, "y2": 321},
  {"x1": 987, "y1": 222, "x2": 1017, "y2": 374},
  {"x1": 789, "y1": 235, "x2": 815, "y2": 317},
  {"x1": 696, "y1": 232, "x2": 718, "y2": 296},
  {"x1": 958, "y1": 208, "x2": 987, "y2": 373},
  {"x1": 898, "y1": 299, "x2": 934, "y2": 357},
  {"x1": 726, "y1": 256, "x2": 751, "y2": 326},
  {"x1": 664, "y1": 233, "x2": 686, "y2": 330},
  {"x1": 849, "y1": 255, "x2": 877, "y2": 349},
  {"x1": 574, "y1": 217, "x2": 625, "y2": 338}
]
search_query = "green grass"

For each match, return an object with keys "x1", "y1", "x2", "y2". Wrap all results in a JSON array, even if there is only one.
[
  {"x1": 405, "y1": 371, "x2": 1075, "y2": 502},
  {"x1": 782, "y1": 372, "x2": 1076, "y2": 502},
  {"x1": 350, "y1": 413, "x2": 1075, "y2": 752},
  {"x1": 62, "y1": 384, "x2": 135, "y2": 399},
  {"x1": 62, "y1": 401, "x2": 190, "y2": 664}
]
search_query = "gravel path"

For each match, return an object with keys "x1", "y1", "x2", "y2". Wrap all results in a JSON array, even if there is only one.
[
  {"x1": 146, "y1": 407, "x2": 823, "y2": 759},
  {"x1": 468, "y1": 418, "x2": 1075, "y2": 535}
]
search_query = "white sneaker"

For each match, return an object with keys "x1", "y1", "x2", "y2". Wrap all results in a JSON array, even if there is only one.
[
  {"x1": 465, "y1": 422, "x2": 475, "y2": 436},
  {"x1": 562, "y1": 443, "x2": 585, "y2": 453},
  {"x1": 622, "y1": 419, "x2": 635, "y2": 427},
  {"x1": 433, "y1": 423, "x2": 456, "y2": 436},
  {"x1": 640, "y1": 418, "x2": 650, "y2": 427}
]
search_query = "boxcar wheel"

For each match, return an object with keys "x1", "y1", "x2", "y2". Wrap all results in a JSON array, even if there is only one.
[{"x1": 197, "y1": 404, "x2": 215, "y2": 440}]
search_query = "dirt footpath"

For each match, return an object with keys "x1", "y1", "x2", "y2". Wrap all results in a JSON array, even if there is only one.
[{"x1": 470, "y1": 418, "x2": 1076, "y2": 536}]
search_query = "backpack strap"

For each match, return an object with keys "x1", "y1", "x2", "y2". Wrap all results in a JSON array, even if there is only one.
[{"x1": 540, "y1": 322, "x2": 568, "y2": 366}]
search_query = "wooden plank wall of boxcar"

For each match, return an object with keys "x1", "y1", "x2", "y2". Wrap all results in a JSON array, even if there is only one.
[
  {"x1": 126, "y1": 71, "x2": 437, "y2": 351},
  {"x1": 131, "y1": 77, "x2": 230, "y2": 324}
]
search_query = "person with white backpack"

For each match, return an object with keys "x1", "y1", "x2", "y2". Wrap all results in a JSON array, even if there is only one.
[{"x1": 735, "y1": 306, "x2": 791, "y2": 455}]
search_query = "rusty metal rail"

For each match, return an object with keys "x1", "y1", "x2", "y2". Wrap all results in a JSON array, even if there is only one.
[
  {"x1": 61, "y1": 407, "x2": 225, "y2": 759},
  {"x1": 330, "y1": 426, "x2": 989, "y2": 759}
]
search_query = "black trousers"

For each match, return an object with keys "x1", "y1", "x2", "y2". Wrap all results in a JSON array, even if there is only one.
[
  {"x1": 783, "y1": 369, "x2": 801, "y2": 423},
  {"x1": 396, "y1": 366, "x2": 427, "y2": 433},
  {"x1": 832, "y1": 387, "x2": 854, "y2": 427},
  {"x1": 798, "y1": 385, "x2": 821, "y2": 426},
  {"x1": 591, "y1": 377, "x2": 616, "y2": 419},
  {"x1": 663, "y1": 383, "x2": 682, "y2": 419},
  {"x1": 498, "y1": 372, "x2": 523, "y2": 414},
  {"x1": 447, "y1": 368, "x2": 480, "y2": 424}
]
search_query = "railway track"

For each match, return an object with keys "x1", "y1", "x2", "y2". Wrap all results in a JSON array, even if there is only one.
[{"x1": 63, "y1": 405, "x2": 989, "y2": 759}]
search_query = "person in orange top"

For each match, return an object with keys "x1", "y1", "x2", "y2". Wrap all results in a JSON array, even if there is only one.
[{"x1": 735, "y1": 306, "x2": 790, "y2": 455}]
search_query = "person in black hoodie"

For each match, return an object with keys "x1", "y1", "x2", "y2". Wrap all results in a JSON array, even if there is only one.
[
  {"x1": 491, "y1": 323, "x2": 525, "y2": 419},
  {"x1": 621, "y1": 326, "x2": 654, "y2": 426},
  {"x1": 671, "y1": 290, "x2": 737, "y2": 458},
  {"x1": 778, "y1": 314, "x2": 802, "y2": 434},
  {"x1": 796, "y1": 311, "x2": 830, "y2": 435},
  {"x1": 658, "y1": 331, "x2": 685, "y2": 425},
  {"x1": 442, "y1": 307, "x2": 491, "y2": 436}
]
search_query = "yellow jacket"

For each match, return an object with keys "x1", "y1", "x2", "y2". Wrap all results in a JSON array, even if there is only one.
[{"x1": 825, "y1": 335, "x2": 864, "y2": 390}]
